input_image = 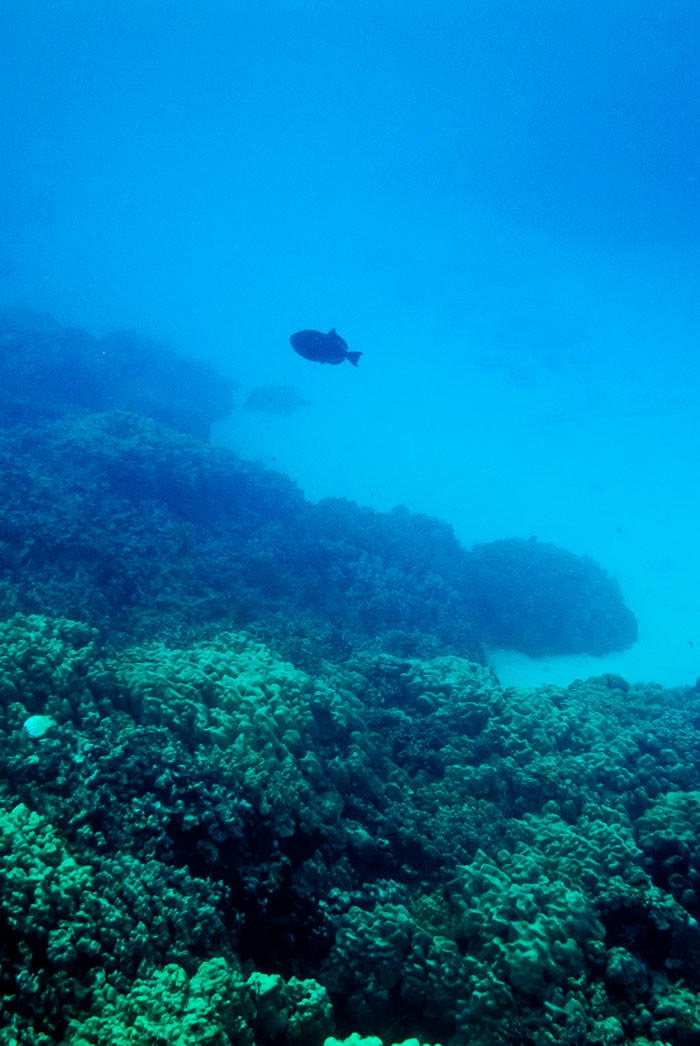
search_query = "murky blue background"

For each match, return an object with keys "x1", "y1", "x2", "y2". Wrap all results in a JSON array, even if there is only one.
[{"x1": 2, "y1": 1, "x2": 699, "y2": 686}]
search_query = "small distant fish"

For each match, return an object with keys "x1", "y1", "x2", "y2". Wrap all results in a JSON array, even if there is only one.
[{"x1": 290, "y1": 328, "x2": 362, "y2": 367}]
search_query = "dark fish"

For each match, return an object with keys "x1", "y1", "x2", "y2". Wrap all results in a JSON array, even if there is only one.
[{"x1": 290, "y1": 328, "x2": 362, "y2": 367}]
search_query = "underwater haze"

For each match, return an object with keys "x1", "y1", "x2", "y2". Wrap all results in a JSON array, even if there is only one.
[
  {"x1": 8, "y1": 5, "x2": 700, "y2": 1046},
  {"x1": 2, "y1": 0, "x2": 700, "y2": 689}
]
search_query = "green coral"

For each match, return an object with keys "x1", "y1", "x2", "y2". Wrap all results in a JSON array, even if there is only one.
[
  {"x1": 0, "y1": 612, "x2": 104, "y2": 733},
  {"x1": 0, "y1": 797, "x2": 230, "y2": 1038},
  {"x1": 61, "y1": 959, "x2": 333, "y2": 1046},
  {"x1": 4, "y1": 611, "x2": 700, "y2": 1045},
  {"x1": 324, "y1": 1037, "x2": 442, "y2": 1046}
]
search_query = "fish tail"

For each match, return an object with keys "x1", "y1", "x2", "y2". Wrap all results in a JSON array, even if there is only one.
[{"x1": 347, "y1": 351, "x2": 362, "y2": 367}]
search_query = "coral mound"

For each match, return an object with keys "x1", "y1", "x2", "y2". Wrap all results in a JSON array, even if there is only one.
[
  {"x1": 463, "y1": 536, "x2": 637, "y2": 655},
  {"x1": 0, "y1": 309, "x2": 233, "y2": 438}
]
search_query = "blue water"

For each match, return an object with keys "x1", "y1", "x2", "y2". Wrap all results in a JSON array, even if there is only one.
[{"x1": 2, "y1": 1, "x2": 700, "y2": 686}]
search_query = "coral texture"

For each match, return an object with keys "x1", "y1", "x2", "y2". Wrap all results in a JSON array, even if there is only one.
[{"x1": 0, "y1": 613, "x2": 699, "y2": 1044}]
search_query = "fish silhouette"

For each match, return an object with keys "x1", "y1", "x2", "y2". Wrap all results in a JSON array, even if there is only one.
[{"x1": 290, "y1": 328, "x2": 362, "y2": 366}]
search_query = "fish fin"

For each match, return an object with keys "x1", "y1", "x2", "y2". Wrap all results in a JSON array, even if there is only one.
[
  {"x1": 328, "y1": 328, "x2": 336, "y2": 335},
  {"x1": 347, "y1": 351, "x2": 362, "y2": 367}
]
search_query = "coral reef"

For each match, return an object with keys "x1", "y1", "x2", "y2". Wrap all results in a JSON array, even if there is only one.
[
  {"x1": 0, "y1": 612, "x2": 699, "y2": 1043},
  {"x1": 0, "y1": 316, "x2": 637, "y2": 663},
  {"x1": 0, "y1": 314, "x2": 655, "y2": 1043},
  {"x1": 62, "y1": 959, "x2": 333, "y2": 1046},
  {"x1": 463, "y1": 537, "x2": 638, "y2": 655},
  {"x1": 0, "y1": 405, "x2": 488, "y2": 660},
  {"x1": 0, "y1": 309, "x2": 233, "y2": 438}
]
